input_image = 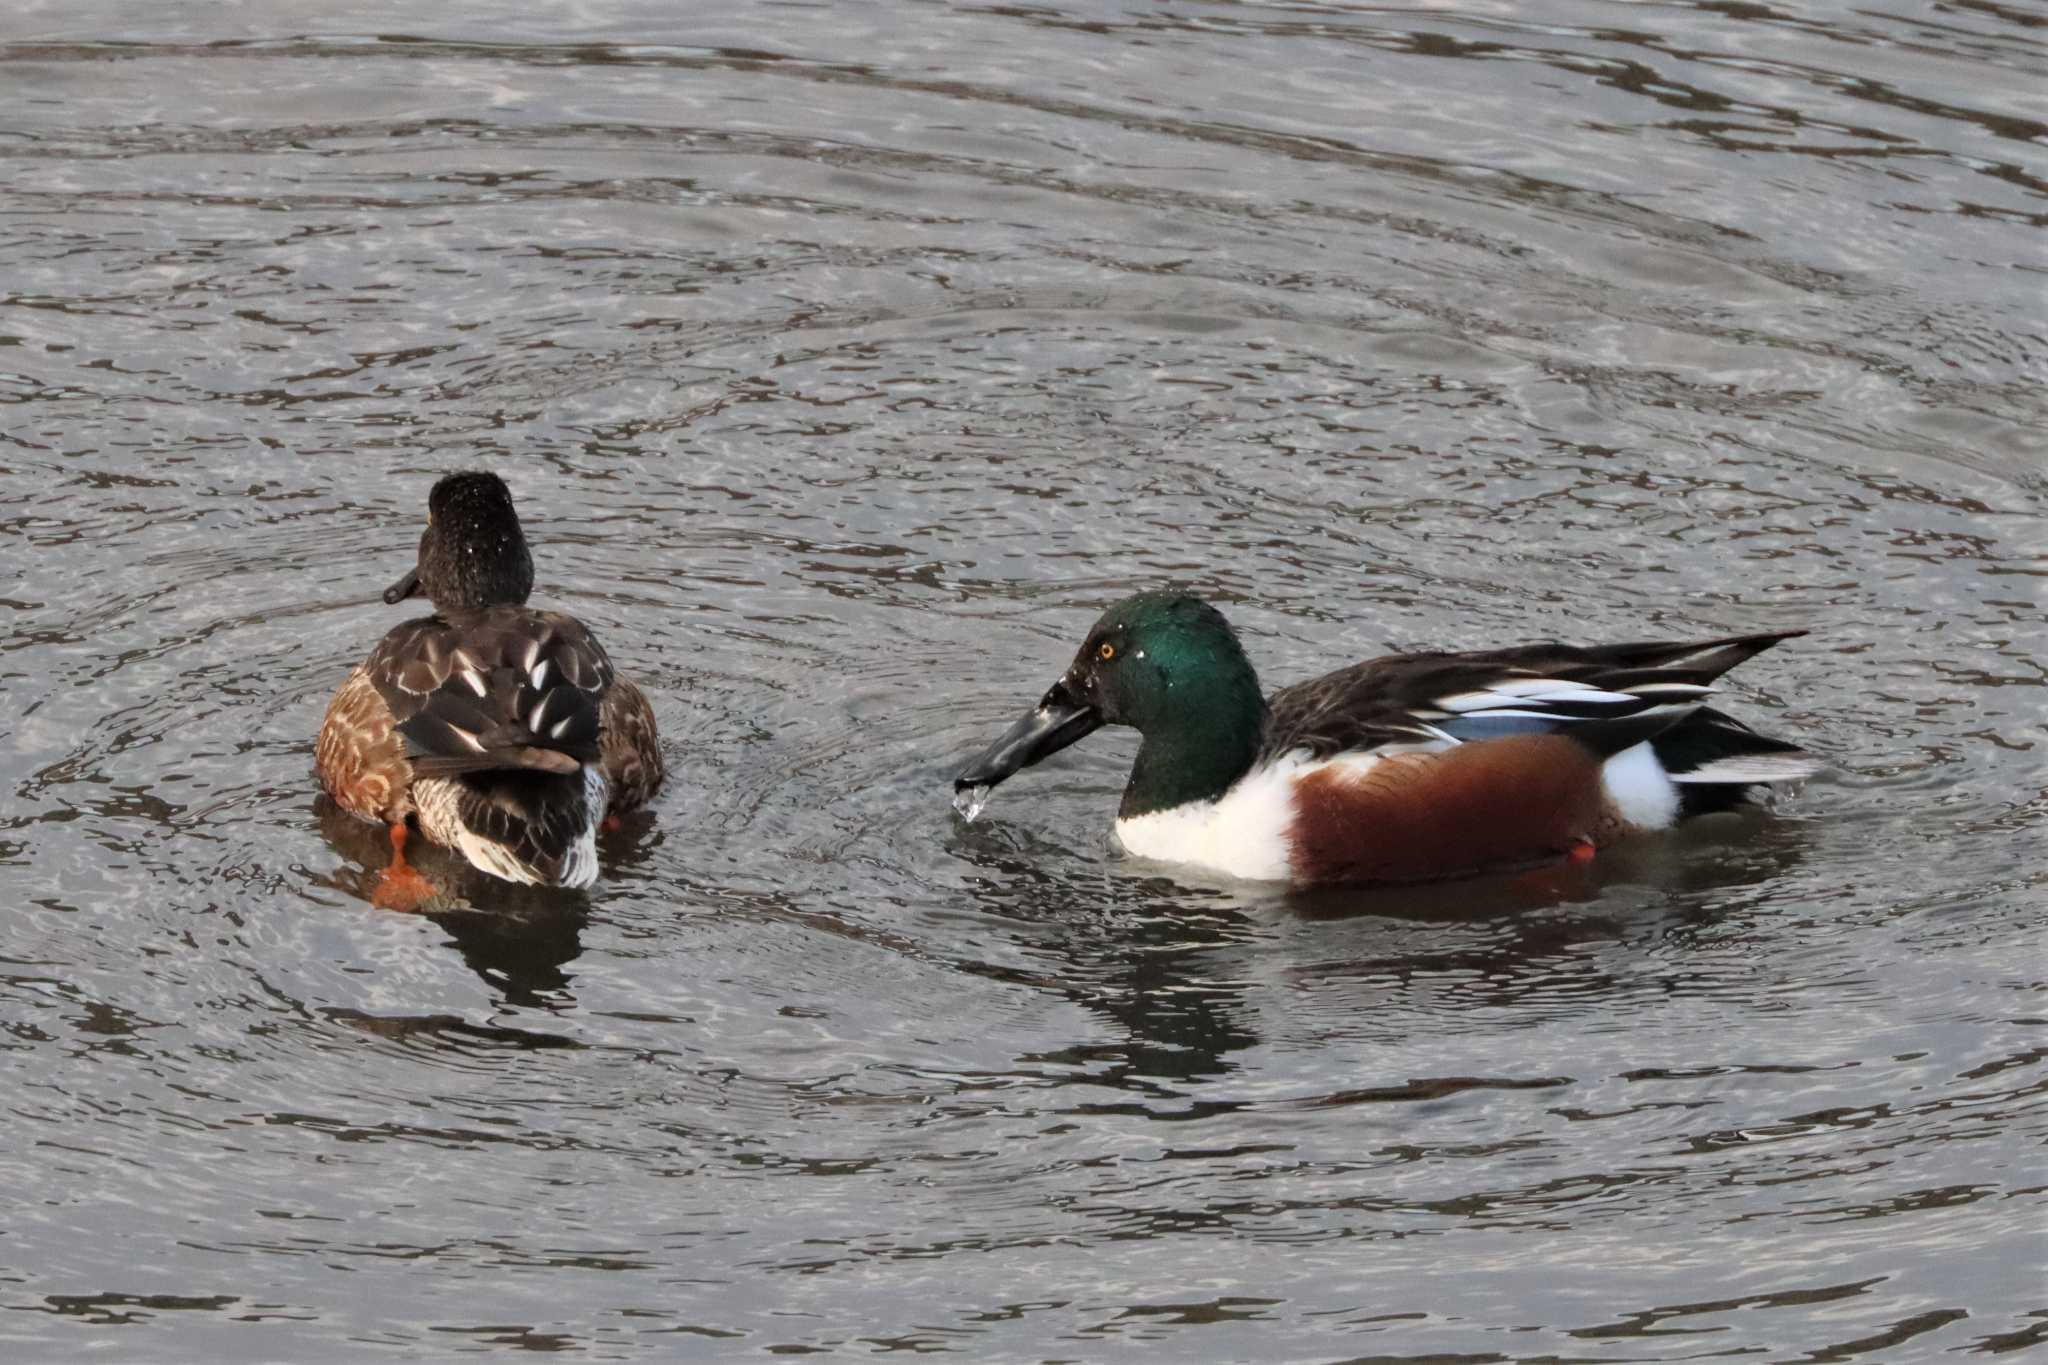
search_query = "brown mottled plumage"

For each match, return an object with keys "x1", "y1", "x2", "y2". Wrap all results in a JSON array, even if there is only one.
[
  {"x1": 599, "y1": 677, "x2": 664, "y2": 814},
  {"x1": 315, "y1": 472, "x2": 662, "y2": 897},
  {"x1": 316, "y1": 666, "x2": 412, "y2": 826},
  {"x1": 317, "y1": 613, "x2": 664, "y2": 887}
]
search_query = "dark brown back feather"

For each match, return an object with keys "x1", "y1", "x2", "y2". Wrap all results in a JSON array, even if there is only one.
[
  {"x1": 1261, "y1": 630, "x2": 1806, "y2": 761},
  {"x1": 365, "y1": 606, "x2": 615, "y2": 775}
]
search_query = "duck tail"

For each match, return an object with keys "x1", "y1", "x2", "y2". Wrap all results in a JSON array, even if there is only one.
[
  {"x1": 1651, "y1": 707, "x2": 1820, "y2": 818},
  {"x1": 418, "y1": 767, "x2": 607, "y2": 888},
  {"x1": 1586, "y1": 629, "x2": 1809, "y2": 683}
]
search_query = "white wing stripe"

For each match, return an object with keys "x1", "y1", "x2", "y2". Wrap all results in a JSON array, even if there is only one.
[
  {"x1": 1431, "y1": 679, "x2": 1718, "y2": 717},
  {"x1": 1435, "y1": 682, "x2": 1641, "y2": 712},
  {"x1": 1671, "y1": 755, "x2": 1820, "y2": 784}
]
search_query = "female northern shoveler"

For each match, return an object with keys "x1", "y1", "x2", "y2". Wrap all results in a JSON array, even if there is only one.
[
  {"x1": 953, "y1": 591, "x2": 1818, "y2": 887},
  {"x1": 315, "y1": 472, "x2": 662, "y2": 906}
]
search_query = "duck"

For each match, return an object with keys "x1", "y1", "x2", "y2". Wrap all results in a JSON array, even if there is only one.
[
  {"x1": 315, "y1": 471, "x2": 662, "y2": 906},
  {"x1": 953, "y1": 590, "x2": 1818, "y2": 887}
]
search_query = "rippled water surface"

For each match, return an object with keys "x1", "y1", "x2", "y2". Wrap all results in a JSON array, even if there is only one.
[{"x1": 3, "y1": 1, "x2": 2044, "y2": 1358}]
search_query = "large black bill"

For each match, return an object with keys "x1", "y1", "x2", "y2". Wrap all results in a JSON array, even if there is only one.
[
  {"x1": 954, "y1": 682, "x2": 1103, "y2": 791},
  {"x1": 381, "y1": 566, "x2": 421, "y2": 605}
]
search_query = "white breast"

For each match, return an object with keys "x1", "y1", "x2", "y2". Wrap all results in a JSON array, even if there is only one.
[{"x1": 1112, "y1": 751, "x2": 1348, "y2": 882}]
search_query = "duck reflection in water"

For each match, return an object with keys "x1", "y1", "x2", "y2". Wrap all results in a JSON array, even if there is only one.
[
  {"x1": 315, "y1": 797, "x2": 662, "y2": 1005},
  {"x1": 948, "y1": 788, "x2": 1815, "y2": 1097},
  {"x1": 947, "y1": 828, "x2": 1265, "y2": 1092}
]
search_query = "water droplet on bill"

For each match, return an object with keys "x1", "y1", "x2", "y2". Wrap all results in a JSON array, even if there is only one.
[{"x1": 952, "y1": 783, "x2": 992, "y2": 823}]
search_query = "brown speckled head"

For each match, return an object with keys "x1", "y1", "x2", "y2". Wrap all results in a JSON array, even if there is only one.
[{"x1": 383, "y1": 472, "x2": 535, "y2": 611}]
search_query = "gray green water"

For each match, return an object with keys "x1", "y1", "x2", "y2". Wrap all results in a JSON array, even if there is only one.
[{"x1": 2, "y1": 1, "x2": 2044, "y2": 1359}]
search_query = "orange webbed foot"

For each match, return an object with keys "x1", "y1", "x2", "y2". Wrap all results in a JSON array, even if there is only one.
[
  {"x1": 1510, "y1": 838, "x2": 1599, "y2": 899},
  {"x1": 600, "y1": 813, "x2": 623, "y2": 836},
  {"x1": 370, "y1": 823, "x2": 439, "y2": 913}
]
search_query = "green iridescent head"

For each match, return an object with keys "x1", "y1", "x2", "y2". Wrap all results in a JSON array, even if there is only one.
[{"x1": 956, "y1": 591, "x2": 1269, "y2": 817}]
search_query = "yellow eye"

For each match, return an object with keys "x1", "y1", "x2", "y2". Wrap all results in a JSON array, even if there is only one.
[{"x1": 1098, "y1": 642, "x2": 1116, "y2": 661}]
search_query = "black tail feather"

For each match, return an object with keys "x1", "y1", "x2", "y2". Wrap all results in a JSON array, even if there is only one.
[
  {"x1": 452, "y1": 770, "x2": 594, "y2": 883},
  {"x1": 1652, "y1": 707, "x2": 1816, "y2": 818},
  {"x1": 1576, "y1": 630, "x2": 1808, "y2": 682}
]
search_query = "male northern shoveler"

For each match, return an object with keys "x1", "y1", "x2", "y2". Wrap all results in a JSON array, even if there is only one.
[
  {"x1": 952, "y1": 591, "x2": 1818, "y2": 887},
  {"x1": 315, "y1": 472, "x2": 662, "y2": 906}
]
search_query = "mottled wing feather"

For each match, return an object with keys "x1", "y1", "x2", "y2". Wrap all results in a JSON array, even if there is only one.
[
  {"x1": 315, "y1": 665, "x2": 413, "y2": 822},
  {"x1": 365, "y1": 607, "x2": 615, "y2": 773},
  {"x1": 1261, "y1": 631, "x2": 1805, "y2": 762},
  {"x1": 599, "y1": 676, "x2": 664, "y2": 815}
]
